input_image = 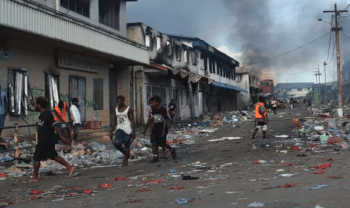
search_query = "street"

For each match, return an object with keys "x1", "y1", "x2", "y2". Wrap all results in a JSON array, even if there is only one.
[{"x1": 1, "y1": 105, "x2": 349, "y2": 208}]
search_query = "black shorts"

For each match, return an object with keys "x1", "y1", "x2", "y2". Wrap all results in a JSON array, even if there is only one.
[
  {"x1": 34, "y1": 143, "x2": 58, "y2": 161},
  {"x1": 151, "y1": 134, "x2": 167, "y2": 147}
]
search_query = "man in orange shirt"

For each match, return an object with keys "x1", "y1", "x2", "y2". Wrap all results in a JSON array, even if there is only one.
[
  {"x1": 53, "y1": 101, "x2": 72, "y2": 140},
  {"x1": 250, "y1": 96, "x2": 268, "y2": 139}
]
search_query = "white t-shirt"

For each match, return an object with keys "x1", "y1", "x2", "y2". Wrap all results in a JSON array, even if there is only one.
[{"x1": 70, "y1": 105, "x2": 81, "y2": 125}]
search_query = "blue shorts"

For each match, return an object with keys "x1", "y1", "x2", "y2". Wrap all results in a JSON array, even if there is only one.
[
  {"x1": 115, "y1": 129, "x2": 132, "y2": 147},
  {"x1": 0, "y1": 115, "x2": 5, "y2": 129}
]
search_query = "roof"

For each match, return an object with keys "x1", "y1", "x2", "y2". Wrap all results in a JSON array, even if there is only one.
[
  {"x1": 165, "y1": 34, "x2": 239, "y2": 67},
  {"x1": 275, "y1": 82, "x2": 314, "y2": 90}
]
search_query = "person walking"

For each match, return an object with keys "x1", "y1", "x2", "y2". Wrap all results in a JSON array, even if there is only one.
[
  {"x1": 110, "y1": 95, "x2": 135, "y2": 166},
  {"x1": 250, "y1": 96, "x2": 268, "y2": 139},
  {"x1": 168, "y1": 99, "x2": 176, "y2": 122},
  {"x1": 271, "y1": 98, "x2": 278, "y2": 115},
  {"x1": 149, "y1": 96, "x2": 176, "y2": 163},
  {"x1": 290, "y1": 98, "x2": 294, "y2": 110},
  {"x1": 53, "y1": 101, "x2": 72, "y2": 140},
  {"x1": 70, "y1": 98, "x2": 81, "y2": 145},
  {"x1": 0, "y1": 87, "x2": 8, "y2": 147},
  {"x1": 33, "y1": 96, "x2": 75, "y2": 181}
]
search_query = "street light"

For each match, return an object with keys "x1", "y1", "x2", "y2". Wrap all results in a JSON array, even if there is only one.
[{"x1": 317, "y1": 18, "x2": 332, "y2": 25}]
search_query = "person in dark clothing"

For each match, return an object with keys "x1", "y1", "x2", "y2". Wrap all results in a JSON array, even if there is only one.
[
  {"x1": 33, "y1": 96, "x2": 75, "y2": 181},
  {"x1": 168, "y1": 99, "x2": 176, "y2": 122},
  {"x1": 149, "y1": 96, "x2": 176, "y2": 163}
]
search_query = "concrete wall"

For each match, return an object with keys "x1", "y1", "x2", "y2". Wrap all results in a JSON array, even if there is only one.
[
  {"x1": 0, "y1": 36, "x2": 110, "y2": 136},
  {"x1": 30, "y1": 0, "x2": 128, "y2": 37},
  {"x1": 236, "y1": 74, "x2": 250, "y2": 108}
]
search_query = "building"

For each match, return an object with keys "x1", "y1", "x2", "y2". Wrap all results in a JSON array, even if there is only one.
[
  {"x1": 275, "y1": 82, "x2": 314, "y2": 99},
  {"x1": 127, "y1": 23, "x2": 247, "y2": 123},
  {"x1": 0, "y1": 0, "x2": 149, "y2": 136},
  {"x1": 235, "y1": 72, "x2": 260, "y2": 109}
]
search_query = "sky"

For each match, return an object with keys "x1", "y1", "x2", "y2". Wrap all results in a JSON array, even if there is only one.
[{"x1": 126, "y1": 0, "x2": 350, "y2": 84}]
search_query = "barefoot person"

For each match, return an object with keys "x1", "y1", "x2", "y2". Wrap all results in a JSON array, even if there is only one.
[
  {"x1": 33, "y1": 96, "x2": 75, "y2": 181},
  {"x1": 149, "y1": 96, "x2": 176, "y2": 163},
  {"x1": 110, "y1": 95, "x2": 135, "y2": 166},
  {"x1": 250, "y1": 96, "x2": 268, "y2": 139}
]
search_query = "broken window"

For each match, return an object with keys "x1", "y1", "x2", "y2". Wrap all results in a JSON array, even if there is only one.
[
  {"x1": 145, "y1": 34, "x2": 151, "y2": 47},
  {"x1": 45, "y1": 74, "x2": 60, "y2": 111},
  {"x1": 175, "y1": 44, "x2": 181, "y2": 61},
  {"x1": 7, "y1": 68, "x2": 32, "y2": 116},
  {"x1": 166, "y1": 40, "x2": 172, "y2": 56},
  {"x1": 184, "y1": 50, "x2": 189, "y2": 63},
  {"x1": 60, "y1": 0, "x2": 90, "y2": 17},
  {"x1": 157, "y1": 35, "x2": 162, "y2": 52},
  {"x1": 99, "y1": 0, "x2": 120, "y2": 30},
  {"x1": 93, "y1": 78, "x2": 103, "y2": 110},
  {"x1": 192, "y1": 51, "x2": 198, "y2": 65}
]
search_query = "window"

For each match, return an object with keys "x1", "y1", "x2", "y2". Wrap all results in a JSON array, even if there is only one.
[
  {"x1": 236, "y1": 76, "x2": 242, "y2": 82},
  {"x1": 145, "y1": 35, "x2": 150, "y2": 47},
  {"x1": 93, "y1": 78, "x2": 103, "y2": 110},
  {"x1": 99, "y1": 0, "x2": 120, "y2": 30},
  {"x1": 157, "y1": 35, "x2": 162, "y2": 52},
  {"x1": 194, "y1": 93, "x2": 199, "y2": 105},
  {"x1": 45, "y1": 74, "x2": 60, "y2": 111},
  {"x1": 180, "y1": 90, "x2": 183, "y2": 105},
  {"x1": 192, "y1": 51, "x2": 198, "y2": 65},
  {"x1": 184, "y1": 50, "x2": 189, "y2": 63},
  {"x1": 217, "y1": 64, "x2": 220, "y2": 75},
  {"x1": 175, "y1": 44, "x2": 181, "y2": 61},
  {"x1": 186, "y1": 91, "x2": 189, "y2": 105},
  {"x1": 167, "y1": 40, "x2": 172, "y2": 56},
  {"x1": 8, "y1": 68, "x2": 31, "y2": 116},
  {"x1": 209, "y1": 59, "x2": 212, "y2": 73},
  {"x1": 61, "y1": 0, "x2": 90, "y2": 17}
]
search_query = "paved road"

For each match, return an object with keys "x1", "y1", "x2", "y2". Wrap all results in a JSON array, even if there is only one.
[{"x1": 1, "y1": 105, "x2": 349, "y2": 208}]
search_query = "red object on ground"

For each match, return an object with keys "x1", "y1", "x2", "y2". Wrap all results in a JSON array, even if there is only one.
[
  {"x1": 252, "y1": 161, "x2": 260, "y2": 164},
  {"x1": 82, "y1": 189, "x2": 93, "y2": 194},
  {"x1": 327, "y1": 175, "x2": 343, "y2": 179},
  {"x1": 137, "y1": 188, "x2": 151, "y2": 193},
  {"x1": 30, "y1": 196, "x2": 41, "y2": 200},
  {"x1": 290, "y1": 146, "x2": 301, "y2": 150},
  {"x1": 169, "y1": 186, "x2": 184, "y2": 190},
  {"x1": 31, "y1": 189, "x2": 45, "y2": 195},
  {"x1": 283, "y1": 163, "x2": 293, "y2": 167},
  {"x1": 313, "y1": 170, "x2": 326, "y2": 174},
  {"x1": 112, "y1": 177, "x2": 130, "y2": 181},
  {"x1": 310, "y1": 163, "x2": 332, "y2": 170},
  {"x1": 144, "y1": 179, "x2": 164, "y2": 184},
  {"x1": 282, "y1": 183, "x2": 297, "y2": 188},
  {"x1": 0, "y1": 173, "x2": 7, "y2": 177},
  {"x1": 328, "y1": 137, "x2": 343, "y2": 144},
  {"x1": 98, "y1": 183, "x2": 113, "y2": 189},
  {"x1": 293, "y1": 119, "x2": 302, "y2": 129},
  {"x1": 309, "y1": 143, "x2": 319, "y2": 148},
  {"x1": 327, "y1": 158, "x2": 335, "y2": 162},
  {"x1": 72, "y1": 187, "x2": 81, "y2": 190}
]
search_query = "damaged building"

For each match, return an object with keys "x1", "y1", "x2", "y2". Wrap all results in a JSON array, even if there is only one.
[
  {"x1": 127, "y1": 23, "x2": 247, "y2": 124},
  {"x1": 0, "y1": 0, "x2": 149, "y2": 136}
]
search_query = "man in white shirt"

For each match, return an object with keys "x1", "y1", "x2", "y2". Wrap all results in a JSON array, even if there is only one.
[{"x1": 70, "y1": 98, "x2": 81, "y2": 145}]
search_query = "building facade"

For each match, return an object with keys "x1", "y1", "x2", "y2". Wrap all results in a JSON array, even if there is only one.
[
  {"x1": 275, "y1": 83, "x2": 314, "y2": 99},
  {"x1": 127, "y1": 23, "x2": 247, "y2": 124},
  {"x1": 0, "y1": 0, "x2": 149, "y2": 136}
]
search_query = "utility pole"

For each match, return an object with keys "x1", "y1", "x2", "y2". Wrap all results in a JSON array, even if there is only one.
[
  {"x1": 324, "y1": 4, "x2": 347, "y2": 108},
  {"x1": 323, "y1": 60, "x2": 327, "y2": 84},
  {"x1": 315, "y1": 65, "x2": 322, "y2": 103}
]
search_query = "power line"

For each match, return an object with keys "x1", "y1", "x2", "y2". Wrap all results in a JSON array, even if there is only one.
[
  {"x1": 244, "y1": 32, "x2": 331, "y2": 66},
  {"x1": 340, "y1": 3, "x2": 350, "y2": 14},
  {"x1": 341, "y1": 30, "x2": 350, "y2": 41}
]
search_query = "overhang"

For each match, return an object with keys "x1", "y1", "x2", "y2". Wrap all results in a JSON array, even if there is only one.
[{"x1": 211, "y1": 81, "x2": 249, "y2": 93}]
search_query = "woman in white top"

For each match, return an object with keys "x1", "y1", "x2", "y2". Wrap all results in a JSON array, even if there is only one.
[{"x1": 70, "y1": 98, "x2": 81, "y2": 145}]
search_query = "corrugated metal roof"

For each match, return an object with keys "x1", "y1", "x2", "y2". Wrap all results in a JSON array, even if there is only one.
[{"x1": 211, "y1": 81, "x2": 249, "y2": 93}]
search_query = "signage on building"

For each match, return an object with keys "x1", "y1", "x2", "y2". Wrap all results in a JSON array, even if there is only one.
[
  {"x1": 0, "y1": 49, "x2": 9, "y2": 61},
  {"x1": 56, "y1": 49, "x2": 98, "y2": 73}
]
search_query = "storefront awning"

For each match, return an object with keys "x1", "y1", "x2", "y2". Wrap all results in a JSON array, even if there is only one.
[{"x1": 211, "y1": 81, "x2": 249, "y2": 93}]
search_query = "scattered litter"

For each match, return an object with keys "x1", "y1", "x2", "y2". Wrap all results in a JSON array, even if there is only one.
[
  {"x1": 176, "y1": 198, "x2": 188, "y2": 204},
  {"x1": 283, "y1": 163, "x2": 293, "y2": 167},
  {"x1": 137, "y1": 188, "x2": 151, "y2": 193},
  {"x1": 252, "y1": 160, "x2": 267, "y2": 164},
  {"x1": 313, "y1": 170, "x2": 326, "y2": 174},
  {"x1": 275, "y1": 135, "x2": 289, "y2": 138},
  {"x1": 98, "y1": 183, "x2": 113, "y2": 189},
  {"x1": 248, "y1": 202, "x2": 265, "y2": 207},
  {"x1": 310, "y1": 185, "x2": 329, "y2": 190},
  {"x1": 279, "y1": 174, "x2": 296, "y2": 177},
  {"x1": 208, "y1": 137, "x2": 242, "y2": 142},
  {"x1": 327, "y1": 175, "x2": 343, "y2": 179},
  {"x1": 281, "y1": 183, "x2": 297, "y2": 188},
  {"x1": 310, "y1": 163, "x2": 331, "y2": 170},
  {"x1": 170, "y1": 186, "x2": 184, "y2": 190}
]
